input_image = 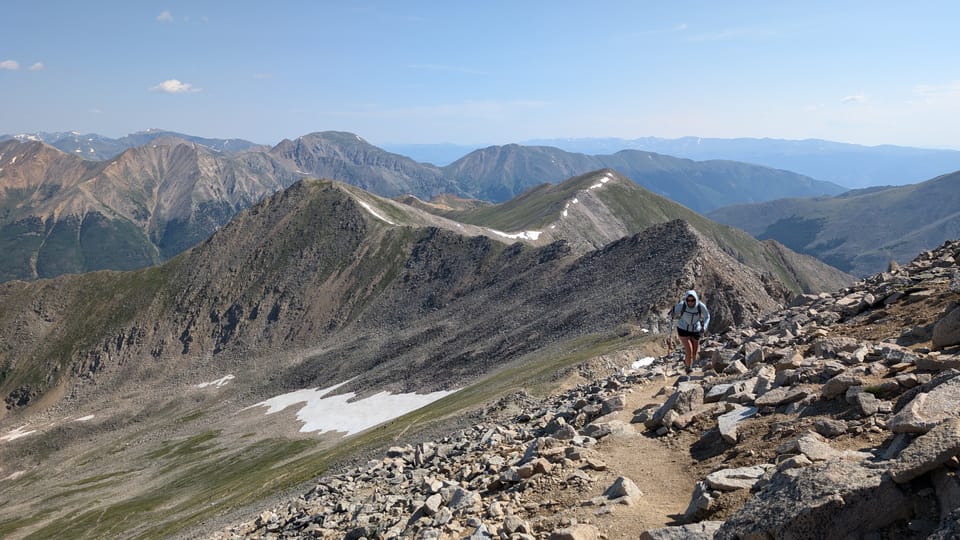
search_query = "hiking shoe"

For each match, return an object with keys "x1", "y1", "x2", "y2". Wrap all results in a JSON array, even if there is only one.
[{"x1": 685, "y1": 366, "x2": 693, "y2": 374}]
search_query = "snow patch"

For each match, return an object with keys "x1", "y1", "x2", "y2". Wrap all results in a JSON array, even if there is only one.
[
  {"x1": 248, "y1": 381, "x2": 457, "y2": 436},
  {"x1": 357, "y1": 200, "x2": 396, "y2": 225},
  {"x1": 4, "y1": 471, "x2": 26, "y2": 481},
  {"x1": 1, "y1": 426, "x2": 36, "y2": 443},
  {"x1": 75, "y1": 415, "x2": 95, "y2": 422},
  {"x1": 632, "y1": 357, "x2": 656, "y2": 369},
  {"x1": 487, "y1": 229, "x2": 542, "y2": 241},
  {"x1": 10, "y1": 156, "x2": 17, "y2": 165},
  {"x1": 197, "y1": 374, "x2": 235, "y2": 388}
]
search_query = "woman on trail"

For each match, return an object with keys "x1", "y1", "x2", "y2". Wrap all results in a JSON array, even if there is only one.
[{"x1": 669, "y1": 290, "x2": 710, "y2": 374}]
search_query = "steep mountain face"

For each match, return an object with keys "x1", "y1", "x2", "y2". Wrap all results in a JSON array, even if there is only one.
[
  {"x1": 269, "y1": 131, "x2": 461, "y2": 199},
  {"x1": 707, "y1": 170, "x2": 960, "y2": 276},
  {"x1": 0, "y1": 178, "x2": 849, "y2": 537},
  {"x1": 0, "y1": 179, "x2": 791, "y2": 415},
  {"x1": 442, "y1": 145, "x2": 846, "y2": 210},
  {"x1": 441, "y1": 144, "x2": 599, "y2": 201},
  {"x1": 0, "y1": 138, "x2": 303, "y2": 281},
  {"x1": 428, "y1": 169, "x2": 853, "y2": 295},
  {"x1": 527, "y1": 136, "x2": 960, "y2": 189}
]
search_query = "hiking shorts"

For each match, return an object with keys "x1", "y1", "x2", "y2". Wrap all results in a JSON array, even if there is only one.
[{"x1": 677, "y1": 327, "x2": 701, "y2": 341}]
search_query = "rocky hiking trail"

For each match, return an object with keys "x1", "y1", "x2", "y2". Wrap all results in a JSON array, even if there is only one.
[{"x1": 214, "y1": 240, "x2": 960, "y2": 540}]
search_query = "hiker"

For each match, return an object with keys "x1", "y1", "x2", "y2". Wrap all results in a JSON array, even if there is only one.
[{"x1": 668, "y1": 290, "x2": 710, "y2": 374}]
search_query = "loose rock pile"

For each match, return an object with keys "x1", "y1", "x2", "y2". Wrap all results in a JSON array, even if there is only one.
[{"x1": 217, "y1": 240, "x2": 960, "y2": 539}]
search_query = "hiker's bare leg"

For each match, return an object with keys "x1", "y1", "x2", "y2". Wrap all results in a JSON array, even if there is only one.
[
  {"x1": 679, "y1": 336, "x2": 694, "y2": 368},
  {"x1": 690, "y1": 338, "x2": 700, "y2": 366}
]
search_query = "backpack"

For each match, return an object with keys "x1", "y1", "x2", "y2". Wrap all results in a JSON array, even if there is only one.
[{"x1": 677, "y1": 299, "x2": 704, "y2": 330}]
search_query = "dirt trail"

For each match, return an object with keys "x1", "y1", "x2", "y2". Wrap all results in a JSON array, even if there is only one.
[
  {"x1": 542, "y1": 366, "x2": 699, "y2": 538},
  {"x1": 592, "y1": 375, "x2": 698, "y2": 537}
]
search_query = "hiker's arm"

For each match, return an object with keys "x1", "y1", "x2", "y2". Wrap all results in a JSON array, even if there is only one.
[{"x1": 701, "y1": 303, "x2": 711, "y2": 333}]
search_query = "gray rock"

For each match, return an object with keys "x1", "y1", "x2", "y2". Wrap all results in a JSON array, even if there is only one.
[
  {"x1": 932, "y1": 468, "x2": 960, "y2": 520},
  {"x1": 683, "y1": 480, "x2": 715, "y2": 521},
  {"x1": 652, "y1": 382, "x2": 704, "y2": 425},
  {"x1": 933, "y1": 306, "x2": 960, "y2": 350},
  {"x1": 777, "y1": 431, "x2": 871, "y2": 462},
  {"x1": 814, "y1": 336, "x2": 863, "y2": 358},
  {"x1": 548, "y1": 524, "x2": 600, "y2": 540},
  {"x1": 854, "y1": 391, "x2": 880, "y2": 416},
  {"x1": 714, "y1": 461, "x2": 911, "y2": 540},
  {"x1": 422, "y1": 493, "x2": 442, "y2": 516},
  {"x1": 706, "y1": 465, "x2": 771, "y2": 491},
  {"x1": 704, "y1": 383, "x2": 734, "y2": 403},
  {"x1": 755, "y1": 386, "x2": 809, "y2": 407},
  {"x1": 503, "y1": 514, "x2": 531, "y2": 534},
  {"x1": 639, "y1": 521, "x2": 723, "y2": 540},
  {"x1": 822, "y1": 373, "x2": 864, "y2": 399},
  {"x1": 600, "y1": 394, "x2": 626, "y2": 415},
  {"x1": 447, "y1": 487, "x2": 480, "y2": 513},
  {"x1": 916, "y1": 353, "x2": 960, "y2": 371},
  {"x1": 888, "y1": 376, "x2": 960, "y2": 433},
  {"x1": 889, "y1": 418, "x2": 960, "y2": 483},
  {"x1": 814, "y1": 418, "x2": 849, "y2": 438},
  {"x1": 603, "y1": 475, "x2": 642, "y2": 501},
  {"x1": 718, "y1": 405, "x2": 758, "y2": 444}
]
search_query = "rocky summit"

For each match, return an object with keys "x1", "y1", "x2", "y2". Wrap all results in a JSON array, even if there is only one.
[{"x1": 216, "y1": 239, "x2": 959, "y2": 539}]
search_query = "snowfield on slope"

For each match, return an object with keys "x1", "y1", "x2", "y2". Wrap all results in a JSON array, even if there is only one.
[{"x1": 247, "y1": 381, "x2": 458, "y2": 436}]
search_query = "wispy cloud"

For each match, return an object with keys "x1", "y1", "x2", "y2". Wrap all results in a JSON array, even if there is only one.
[
  {"x1": 252, "y1": 73, "x2": 273, "y2": 80},
  {"x1": 157, "y1": 10, "x2": 174, "y2": 23},
  {"x1": 149, "y1": 79, "x2": 201, "y2": 94},
  {"x1": 685, "y1": 26, "x2": 777, "y2": 42},
  {"x1": 631, "y1": 23, "x2": 688, "y2": 37},
  {"x1": 408, "y1": 64, "x2": 487, "y2": 76},
  {"x1": 914, "y1": 81, "x2": 960, "y2": 99},
  {"x1": 0, "y1": 59, "x2": 20, "y2": 70},
  {"x1": 28, "y1": 62, "x2": 44, "y2": 71},
  {"x1": 840, "y1": 94, "x2": 867, "y2": 104},
  {"x1": 323, "y1": 100, "x2": 548, "y2": 120}
]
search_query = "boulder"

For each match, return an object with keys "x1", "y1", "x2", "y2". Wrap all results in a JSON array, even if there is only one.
[
  {"x1": 813, "y1": 418, "x2": 849, "y2": 438},
  {"x1": 652, "y1": 382, "x2": 704, "y2": 426},
  {"x1": 822, "y1": 373, "x2": 864, "y2": 399},
  {"x1": 888, "y1": 376, "x2": 960, "y2": 433},
  {"x1": 706, "y1": 465, "x2": 772, "y2": 491},
  {"x1": 933, "y1": 306, "x2": 960, "y2": 350},
  {"x1": 755, "y1": 386, "x2": 809, "y2": 408},
  {"x1": 889, "y1": 418, "x2": 960, "y2": 483},
  {"x1": 714, "y1": 461, "x2": 911, "y2": 540},
  {"x1": 603, "y1": 475, "x2": 643, "y2": 504},
  {"x1": 548, "y1": 524, "x2": 600, "y2": 540}
]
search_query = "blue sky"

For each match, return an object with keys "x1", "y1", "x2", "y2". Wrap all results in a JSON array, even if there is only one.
[{"x1": 2, "y1": 1, "x2": 959, "y2": 148}]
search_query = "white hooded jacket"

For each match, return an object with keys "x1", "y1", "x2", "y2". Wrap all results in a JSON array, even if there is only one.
[{"x1": 671, "y1": 289, "x2": 710, "y2": 333}]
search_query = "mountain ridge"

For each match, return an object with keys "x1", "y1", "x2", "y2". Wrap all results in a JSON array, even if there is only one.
[{"x1": 707, "y1": 170, "x2": 960, "y2": 276}]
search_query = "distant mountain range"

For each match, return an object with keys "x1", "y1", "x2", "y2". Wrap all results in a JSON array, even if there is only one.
[
  {"x1": 444, "y1": 144, "x2": 845, "y2": 207},
  {"x1": 524, "y1": 137, "x2": 960, "y2": 189},
  {"x1": 0, "y1": 129, "x2": 261, "y2": 160},
  {"x1": 707, "y1": 171, "x2": 960, "y2": 276},
  {"x1": 0, "y1": 131, "x2": 846, "y2": 282}
]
